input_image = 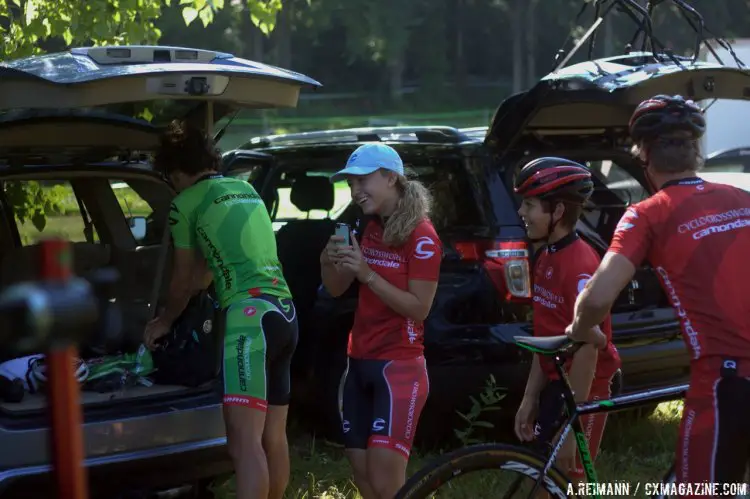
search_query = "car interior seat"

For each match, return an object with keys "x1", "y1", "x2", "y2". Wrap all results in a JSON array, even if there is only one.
[{"x1": 275, "y1": 174, "x2": 338, "y2": 315}]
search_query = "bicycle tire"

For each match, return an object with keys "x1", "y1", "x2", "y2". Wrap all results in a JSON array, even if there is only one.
[
  {"x1": 395, "y1": 443, "x2": 573, "y2": 499},
  {"x1": 652, "y1": 465, "x2": 676, "y2": 499}
]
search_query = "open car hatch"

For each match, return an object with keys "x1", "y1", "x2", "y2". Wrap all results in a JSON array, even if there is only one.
[
  {"x1": 485, "y1": 53, "x2": 750, "y2": 156},
  {"x1": 0, "y1": 45, "x2": 322, "y2": 115}
]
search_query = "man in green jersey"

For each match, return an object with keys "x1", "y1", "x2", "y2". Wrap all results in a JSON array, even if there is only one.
[{"x1": 144, "y1": 120, "x2": 298, "y2": 499}]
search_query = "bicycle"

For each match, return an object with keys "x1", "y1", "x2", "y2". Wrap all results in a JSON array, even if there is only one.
[
  {"x1": 0, "y1": 240, "x2": 119, "y2": 499},
  {"x1": 394, "y1": 334, "x2": 688, "y2": 499}
]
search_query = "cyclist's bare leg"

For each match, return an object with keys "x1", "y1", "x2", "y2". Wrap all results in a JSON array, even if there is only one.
[
  {"x1": 345, "y1": 449, "x2": 378, "y2": 499},
  {"x1": 366, "y1": 447, "x2": 409, "y2": 499},
  {"x1": 224, "y1": 405, "x2": 269, "y2": 499},
  {"x1": 263, "y1": 404, "x2": 291, "y2": 499}
]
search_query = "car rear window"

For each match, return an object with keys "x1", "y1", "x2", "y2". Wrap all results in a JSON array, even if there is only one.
[
  {"x1": 406, "y1": 161, "x2": 482, "y2": 232},
  {"x1": 261, "y1": 155, "x2": 482, "y2": 234}
]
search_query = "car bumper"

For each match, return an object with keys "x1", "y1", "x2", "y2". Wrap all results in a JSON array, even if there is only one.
[
  {"x1": 0, "y1": 402, "x2": 230, "y2": 497},
  {"x1": 618, "y1": 337, "x2": 690, "y2": 393}
]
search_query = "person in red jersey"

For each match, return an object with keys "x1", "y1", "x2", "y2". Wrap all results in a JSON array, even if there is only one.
[
  {"x1": 319, "y1": 143, "x2": 442, "y2": 499},
  {"x1": 513, "y1": 157, "x2": 621, "y2": 482},
  {"x1": 567, "y1": 94, "x2": 750, "y2": 492}
]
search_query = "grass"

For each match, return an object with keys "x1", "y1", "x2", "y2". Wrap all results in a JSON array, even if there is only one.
[{"x1": 210, "y1": 402, "x2": 683, "y2": 499}]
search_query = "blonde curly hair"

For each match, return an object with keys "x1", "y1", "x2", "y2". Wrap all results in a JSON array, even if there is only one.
[{"x1": 382, "y1": 172, "x2": 433, "y2": 247}]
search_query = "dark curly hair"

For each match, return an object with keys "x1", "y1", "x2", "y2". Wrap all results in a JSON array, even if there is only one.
[{"x1": 153, "y1": 119, "x2": 222, "y2": 176}]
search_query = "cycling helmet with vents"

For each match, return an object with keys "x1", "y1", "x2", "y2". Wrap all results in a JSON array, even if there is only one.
[
  {"x1": 629, "y1": 94, "x2": 706, "y2": 142},
  {"x1": 514, "y1": 157, "x2": 594, "y2": 204}
]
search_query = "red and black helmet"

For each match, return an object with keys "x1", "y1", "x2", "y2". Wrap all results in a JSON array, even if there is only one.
[
  {"x1": 514, "y1": 157, "x2": 594, "y2": 204},
  {"x1": 629, "y1": 94, "x2": 706, "y2": 142}
]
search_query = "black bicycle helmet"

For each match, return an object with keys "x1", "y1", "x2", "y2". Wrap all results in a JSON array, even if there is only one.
[
  {"x1": 514, "y1": 157, "x2": 594, "y2": 204},
  {"x1": 629, "y1": 94, "x2": 706, "y2": 142}
]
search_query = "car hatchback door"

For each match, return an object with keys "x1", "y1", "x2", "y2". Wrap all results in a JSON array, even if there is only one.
[{"x1": 0, "y1": 45, "x2": 323, "y2": 129}]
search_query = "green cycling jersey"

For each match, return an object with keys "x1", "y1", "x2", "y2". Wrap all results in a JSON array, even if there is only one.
[{"x1": 169, "y1": 174, "x2": 291, "y2": 308}]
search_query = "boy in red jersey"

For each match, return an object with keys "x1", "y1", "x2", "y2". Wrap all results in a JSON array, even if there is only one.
[{"x1": 513, "y1": 157, "x2": 621, "y2": 481}]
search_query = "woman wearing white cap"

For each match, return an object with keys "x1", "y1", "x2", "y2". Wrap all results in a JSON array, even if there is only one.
[{"x1": 320, "y1": 143, "x2": 442, "y2": 498}]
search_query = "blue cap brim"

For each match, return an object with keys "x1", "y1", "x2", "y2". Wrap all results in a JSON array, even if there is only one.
[{"x1": 330, "y1": 165, "x2": 380, "y2": 183}]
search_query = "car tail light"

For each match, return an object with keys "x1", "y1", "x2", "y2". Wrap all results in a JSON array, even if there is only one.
[{"x1": 453, "y1": 240, "x2": 531, "y2": 302}]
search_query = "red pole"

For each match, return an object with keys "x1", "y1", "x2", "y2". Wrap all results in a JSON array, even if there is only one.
[{"x1": 40, "y1": 239, "x2": 89, "y2": 499}]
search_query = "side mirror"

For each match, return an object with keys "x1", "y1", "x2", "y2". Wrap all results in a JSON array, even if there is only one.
[{"x1": 128, "y1": 216, "x2": 148, "y2": 242}]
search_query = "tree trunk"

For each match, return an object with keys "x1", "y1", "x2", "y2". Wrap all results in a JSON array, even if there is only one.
[
  {"x1": 511, "y1": 0, "x2": 525, "y2": 93},
  {"x1": 524, "y1": 0, "x2": 537, "y2": 87},
  {"x1": 274, "y1": 2, "x2": 292, "y2": 68},
  {"x1": 454, "y1": 0, "x2": 467, "y2": 93},
  {"x1": 388, "y1": 55, "x2": 405, "y2": 103},
  {"x1": 603, "y1": 10, "x2": 614, "y2": 56}
]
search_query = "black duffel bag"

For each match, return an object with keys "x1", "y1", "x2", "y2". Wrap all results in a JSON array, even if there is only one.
[{"x1": 151, "y1": 290, "x2": 219, "y2": 387}]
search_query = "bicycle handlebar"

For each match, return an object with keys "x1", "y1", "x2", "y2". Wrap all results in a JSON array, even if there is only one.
[{"x1": 0, "y1": 269, "x2": 121, "y2": 354}]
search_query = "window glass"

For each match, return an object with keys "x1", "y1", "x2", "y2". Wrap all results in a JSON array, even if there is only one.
[{"x1": 4, "y1": 180, "x2": 97, "y2": 245}]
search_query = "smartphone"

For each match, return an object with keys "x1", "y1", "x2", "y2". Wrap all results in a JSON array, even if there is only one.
[{"x1": 335, "y1": 223, "x2": 351, "y2": 246}]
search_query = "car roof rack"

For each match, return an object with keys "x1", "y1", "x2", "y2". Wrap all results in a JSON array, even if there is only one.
[
  {"x1": 706, "y1": 146, "x2": 750, "y2": 160},
  {"x1": 459, "y1": 126, "x2": 488, "y2": 141},
  {"x1": 243, "y1": 126, "x2": 477, "y2": 149},
  {"x1": 551, "y1": 0, "x2": 745, "y2": 73}
]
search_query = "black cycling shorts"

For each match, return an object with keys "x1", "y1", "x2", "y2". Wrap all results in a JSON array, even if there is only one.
[
  {"x1": 532, "y1": 372, "x2": 618, "y2": 479},
  {"x1": 341, "y1": 356, "x2": 429, "y2": 459}
]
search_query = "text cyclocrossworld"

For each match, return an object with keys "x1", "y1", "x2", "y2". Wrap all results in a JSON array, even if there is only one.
[{"x1": 568, "y1": 481, "x2": 749, "y2": 496}]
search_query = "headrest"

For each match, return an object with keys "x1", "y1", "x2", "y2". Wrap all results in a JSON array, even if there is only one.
[{"x1": 290, "y1": 175, "x2": 335, "y2": 212}]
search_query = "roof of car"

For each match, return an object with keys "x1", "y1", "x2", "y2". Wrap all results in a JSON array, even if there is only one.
[{"x1": 239, "y1": 125, "x2": 485, "y2": 151}]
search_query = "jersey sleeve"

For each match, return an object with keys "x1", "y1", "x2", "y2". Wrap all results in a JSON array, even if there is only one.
[
  {"x1": 168, "y1": 199, "x2": 195, "y2": 249},
  {"x1": 607, "y1": 203, "x2": 653, "y2": 267},
  {"x1": 407, "y1": 221, "x2": 442, "y2": 282},
  {"x1": 564, "y1": 249, "x2": 614, "y2": 343}
]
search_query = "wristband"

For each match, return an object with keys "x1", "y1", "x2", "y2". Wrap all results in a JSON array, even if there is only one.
[{"x1": 365, "y1": 270, "x2": 376, "y2": 285}]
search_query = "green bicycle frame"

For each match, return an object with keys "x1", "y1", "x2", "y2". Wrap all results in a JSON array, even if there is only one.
[{"x1": 518, "y1": 340, "x2": 687, "y2": 498}]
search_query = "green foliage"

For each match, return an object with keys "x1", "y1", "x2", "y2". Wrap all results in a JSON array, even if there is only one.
[
  {"x1": 3, "y1": 181, "x2": 69, "y2": 232},
  {"x1": 0, "y1": 0, "x2": 282, "y2": 61},
  {"x1": 453, "y1": 374, "x2": 506, "y2": 446}
]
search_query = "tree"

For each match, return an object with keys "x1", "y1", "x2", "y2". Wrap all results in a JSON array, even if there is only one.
[{"x1": 0, "y1": 0, "x2": 283, "y2": 60}]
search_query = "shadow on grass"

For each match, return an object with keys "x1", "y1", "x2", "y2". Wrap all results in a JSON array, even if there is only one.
[{"x1": 210, "y1": 401, "x2": 684, "y2": 498}]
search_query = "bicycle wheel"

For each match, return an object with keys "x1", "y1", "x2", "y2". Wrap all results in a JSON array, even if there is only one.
[
  {"x1": 395, "y1": 443, "x2": 572, "y2": 499},
  {"x1": 651, "y1": 465, "x2": 676, "y2": 499}
]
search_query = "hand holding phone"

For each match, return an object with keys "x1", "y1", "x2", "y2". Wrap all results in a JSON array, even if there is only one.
[{"x1": 334, "y1": 223, "x2": 351, "y2": 246}]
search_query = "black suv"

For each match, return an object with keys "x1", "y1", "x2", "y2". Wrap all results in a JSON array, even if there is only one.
[
  {"x1": 223, "y1": 50, "x2": 750, "y2": 442},
  {"x1": 221, "y1": 82, "x2": 699, "y2": 441}
]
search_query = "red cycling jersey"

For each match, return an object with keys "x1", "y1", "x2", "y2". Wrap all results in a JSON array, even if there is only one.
[
  {"x1": 609, "y1": 176, "x2": 750, "y2": 486},
  {"x1": 609, "y1": 177, "x2": 750, "y2": 364},
  {"x1": 533, "y1": 232, "x2": 621, "y2": 380},
  {"x1": 348, "y1": 218, "x2": 442, "y2": 360}
]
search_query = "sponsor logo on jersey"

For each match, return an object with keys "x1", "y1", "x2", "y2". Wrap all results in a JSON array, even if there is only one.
[
  {"x1": 243, "y1": 306, "x2": 257, "y2": 317},
  {"x1": 414, "y1": 236, "x2": 436, "y2": 260},
  {"x1": 577, "y1": 273, "x2": 592, "y2": 294},
  {"x1": 545, "y1": 267, "x2": 553, "y2": 280},
  {"x1": 236, "y1": 335, "x2": 249, "y2": 391},
  {"x1": 372, "y1": 418, "x2": 387, "y2": 432},
  {"x1": 533, "y1": 284, "x2": 564, "y2": 309},
  {"x1": 614, "y1": 208, "x2": 638, "y2": 233},
  {"x1": 678, "y1": 207, "x2": 750, "y2": 234}
]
